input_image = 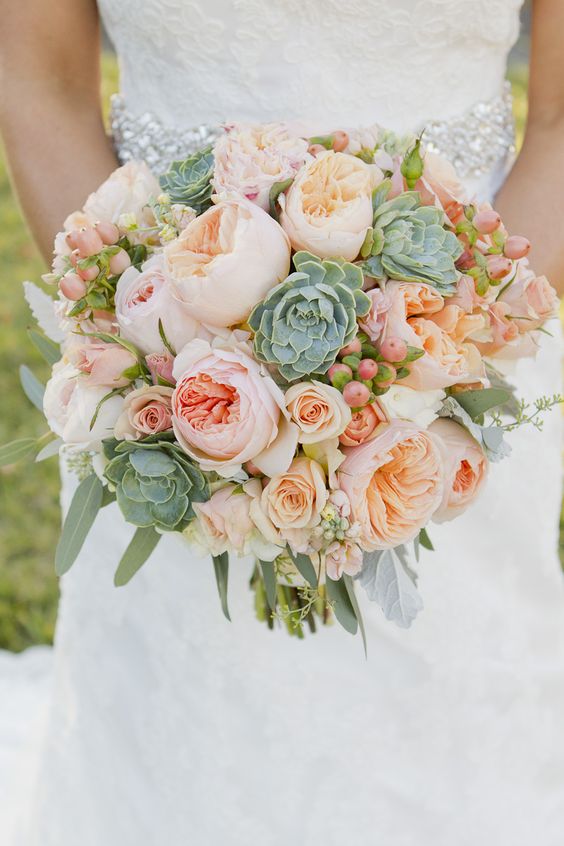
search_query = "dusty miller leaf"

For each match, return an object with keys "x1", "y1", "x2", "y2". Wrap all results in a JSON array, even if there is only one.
[{"x1": 357, "y1": 546, "x2": 423, "y2": 629}]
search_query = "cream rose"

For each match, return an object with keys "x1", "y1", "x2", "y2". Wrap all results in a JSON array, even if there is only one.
[
  {"x1": 429, "y1": 419, "x2": 488, "y2": 523},
  {"x1": 114, "y1": 385, "x2": 173, "y2": 440},
  {"x1": 212, "y1": 123, "x2": 309, "y2": 211},
  {"x1": 260, "y1": 458, "x2": 328, "y2": 551},
  {"x1": 279, "y1": 151, "x2": 374, "y2": 261},
  {"x1": 377, "y1": 384, "x2": 445, "y2": 429},
  {"x1": 43, "y1": 361, "x2": 124, "y2": 446},
  {"x1": 115, "y1": 256, "x2": 211, "y2": 356},
  {"x1": 163, "y1": 197, "x2": 291, "y2": 327},
  {"x1": 192, "y1": 484, "x2": 255, "y2": 557},
  {"x1": 338, "y1": 421, "x2": 444, "y2": 550},
  {"x1": 285, "y1": 381, "x2": 351, "y2": 444},
  {"x1": 172, "y1": 336, "x2": 298, "y2": 478}
]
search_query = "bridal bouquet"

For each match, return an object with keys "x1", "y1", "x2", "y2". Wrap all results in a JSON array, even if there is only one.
[{"x1": 3, "y1": 121, "x2": 559, "y2": 645}]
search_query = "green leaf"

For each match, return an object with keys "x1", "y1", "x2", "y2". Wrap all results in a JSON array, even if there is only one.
[
  {"x1": 259, "y1": 560, "x2": 278, "y2": 611},
  {"x1": 0, "y1": 437, "x2": 38, "y2": 466},
  {"x1": 326, "y1": 576, "x2": 358, "y2": 636},
  {"x1": 55, "y1": 474, "x2": 104, "y2": 576},
  {"x1": 343, "y1": 574, "x2": 367, "y2": 657},
  {"x1": 19, "y1": 365, "x2": 45, "y2": 412},
  {"x1": 454, "y1": 387, "x2": 511, "y2": 420},
  {"x1": 114, "y1": 526, "x2": 161, "y2": 586},
  {"x1": 269, "y1": 178, "x2": 294, "y2": 219},
  {"x1": 418, "y1": 527, "x2": 434, "y2": 551},
  {"x1": 27, "y1": 328, "x2": 61, "y2": 365},
  {"x1": 287, "y1": 548, "x2": 318, "y2": 587},
  {"x1": 212, "y1": 552, "x2": 231, "y2": 621},
  {"x1": 158, "y1": 319, "x2": 176, "y2": 356}
]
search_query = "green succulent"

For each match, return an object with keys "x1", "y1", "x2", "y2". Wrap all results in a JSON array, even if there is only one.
[
  {"x1": 248, "y1": 252, "x2": 370, "y2": 382},
  {"x1": 362, "y1": 191, "x2": 463, "y2": 295},
  {"x1": 159, "y1": 146, "x2": 214, "y2": 214},
  {"x1": 103, "y1": 436, "x2": 209, "y2": 532}
]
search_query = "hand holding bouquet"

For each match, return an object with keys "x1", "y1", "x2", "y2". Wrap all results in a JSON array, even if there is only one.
[{"x1": 4, "y1": 120, "x2": 559, "y2": 647}]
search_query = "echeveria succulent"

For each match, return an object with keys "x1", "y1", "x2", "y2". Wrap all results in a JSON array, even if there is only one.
[
  {"x1": 159, "y1": 147, "x2": 214, "y2": 214},
  {"x1": 248, "y1": 251, "x2": 370, "y2": 382},
  {"x1": 103, "y1": 435, "x2": 209, "y2": 532},
  {"x1": 362, "y1": 191, "x2": 463, "y2": 294}
]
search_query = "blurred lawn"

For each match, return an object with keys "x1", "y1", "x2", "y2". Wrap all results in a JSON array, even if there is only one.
[{"x1": 0, "y1": 60, "x2": 559, "y2": 652}]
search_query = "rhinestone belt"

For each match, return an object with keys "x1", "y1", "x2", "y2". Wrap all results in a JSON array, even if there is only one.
[{"x1": 110, "y1": 82, "x2": 515, "y2": 179}]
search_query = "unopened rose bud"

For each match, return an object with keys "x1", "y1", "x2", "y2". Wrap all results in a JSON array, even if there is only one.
[
  {"x1": 145, "y1": 352, "x2": 175, "y2": 386},
  {"x1": 343, "y1": 381, "x2": 370, "y2": 408},
  {"x1": 75, "y1": 227, "x2": 104, "y2": 258},
  {"x1": 109, "y1": 249, "x2": 132, "y2": 276},
  {"x1": 59, "y1": 272, "x2": 87, "y2": 301},
  {"x1": 486, "y1": 254, "x2": 512, "y2": 280},
  {"x1": 94, "y1": 221, "x2": 120, "y2": 245},
  {"x1": 473, "y1": 209, "x2": 501, "y2": 235},
  {"x1": 503, "y1": 235, "x2": 531, "y2": 260}
]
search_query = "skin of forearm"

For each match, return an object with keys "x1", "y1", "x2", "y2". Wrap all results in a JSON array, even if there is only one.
[
  {"x1": 0, "y1": 87, "x2": 118, "y2": 263},
  {"x1": 496, "y1": 121, "x2": 564, "y2": 297}
]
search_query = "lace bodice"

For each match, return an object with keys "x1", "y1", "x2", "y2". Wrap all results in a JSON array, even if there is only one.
[{"x1": 98, "y1": 0, "x2": 523, "y2": 131}]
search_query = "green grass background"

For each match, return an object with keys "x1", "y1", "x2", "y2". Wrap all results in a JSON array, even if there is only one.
[{"x1": 0, "y1": 60, "x2": 560, "y2": 652}]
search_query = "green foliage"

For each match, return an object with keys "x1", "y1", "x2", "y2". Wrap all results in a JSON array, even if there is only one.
[
  {"x1": 103, "y1": 435, "x2": 209, "y2": 532},
  {"x1": 159, "y1": 146, "x2": 215, "y2": 213},
  {"x1": 249, "y1": 251, "x2": 370, "y2": 382}
]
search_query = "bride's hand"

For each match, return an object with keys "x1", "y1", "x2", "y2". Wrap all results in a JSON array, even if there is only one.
[
  {"x1": 0, "y1": 0, "x2": 118, "y2": 262},
  {"x1": 496, "y1": 0, "x2": 564, "y2": 296}
]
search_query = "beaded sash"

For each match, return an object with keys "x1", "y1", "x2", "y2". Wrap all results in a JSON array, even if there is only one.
[{"x1": 110, "y1": 82, "x2": 515, "y2": 179}]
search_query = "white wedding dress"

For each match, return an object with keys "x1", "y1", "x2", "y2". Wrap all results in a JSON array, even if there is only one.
[{"x1": 3, "y1": 1, "x2": 564, "y2": 844}]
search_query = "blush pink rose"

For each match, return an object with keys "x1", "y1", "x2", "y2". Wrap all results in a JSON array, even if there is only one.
[
  {"x1": 67, "y1": 339, "x2": 137, "y2": 388},
  {"x1": 83, "y1": 161, "x2": 159, "y2": 228},
  {"x1": 339, "y1": 403, "x2": 387, "y2": 447},
  {"x1": 164, "y1": 197, "x2": 291, "y2": 327},
  {"x1": 338, "y1": 421, "x2": 444, "y2": 550},
  {"x1": 429, "y1": 418, "x2": 488, "y2": 523},
  {"x1": 259, "y1": 457, "x2": 328, "y2": 551},
  {"x1": 171, "y1": 337, "x2": 298, "y2": 478},
  {"x1": 416, "y1": 151, "x2": 468, "y2": 220},
  {"x1": 360, "y1": 282, "x2": 444, "y2": 345},
  {"x1": 192, "y1": 484, "x2": 255, "y2": 557},
  {"x1": 401, "y1": 317, "x2": 471, "y2": 390},
  {"x1": 497, "y1": 262, "x2": 558, "y2": 332},
  {"x1": 145, "y1": 352, "x2": 176, "y2": 386},
  {"x1": 114, "y1": 385, "x2": 173, "y2": 440}
]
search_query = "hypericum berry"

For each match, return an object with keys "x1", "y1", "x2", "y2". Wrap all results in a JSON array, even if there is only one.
[
  {"x1": 94, "y1": 221, "x2": 120, "y2": 246},
  {"x1": 65, "y1": 230, "x2": 80, "y2": 250},
  {"x1": 308, "y1": 143, "x2": 326, "y2": 157},
  {"x1": 473, "y1": 209, "x2": 501, "y2": 235},
  {"x1": 59, "y1": 272, "x2": 87, "y2": 301},
  {"x1": 332, "y1": 131, "x2": 349, "y2": 152},
  {"x1": 342, "y1": 381, "x2": 371, "y2": 408},
  {"x1": 379, "y1": 337, "x2": 408, "y2": 362},
  {"x1": 375, "y1": 364, "x2": 397, "y2": 387},
  {"x1": 503, "y1": 235, "x2": 531, "y2": 260},
  {"x1": 69, "y1": 249, "x2": 81, "y2": 267},
  {"x1": 486, "y1": 254, "x2": 512, "y2": 280},
  {"x1": 338, "y1": 338, "x2": 362, "y2": 358},
  {"x1": 74, "y1": 227, "x2": 104, "y2": 258},
  {"x1": 328, "y1": 362, "x2": 353, "y2": 383},
  {"x1": 357, "y1": 358, "x2": 378, "y2": 380},
  {"x1": 77, "y1": 264, "x2": 99, "y2": 282},
  {"x1": 109, "y1": 248, "x2": 132, "y2": 275}
]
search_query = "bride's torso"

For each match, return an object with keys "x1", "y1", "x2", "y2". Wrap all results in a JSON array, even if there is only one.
[{"x1": 98, "y1": 0, "x2": 523, "y2": 130}]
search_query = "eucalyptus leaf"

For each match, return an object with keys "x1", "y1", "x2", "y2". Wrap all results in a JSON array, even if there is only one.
[
  {"x1": 0, "y1": 437, "x2": 38, "y2": 467},
  {"x1": 19, "y1": 365, "x2": 45, "y2": 412},
  {"x1": 357, "y1": 547, "x2": 423, "y2": 629},
  {"x1": 27, "y1": 328, "x2": 61, "y2": 365},
  {"x1": 343, "y1": 574, "x2": 367, "y2": 656},
  {"x1": 35, "y1": 438, "x2": 62, "y2": 462},
  {"x1": 454, "y1": 387, "x2": 510, "y2": 420},
  {"x1": 326, "y1": 576, "x2": 358, "y2": 635},
  {"x1": 114, "y1": 526, "x2": 161, "y2": 586},
  {"x1": 259, "y1": 560, "x2": 278, "y2": 611},
  {"x1": 287, "y1": 548, "x2": 318, "y2": 587},
  {"x1": 213, "y1": 552, "x2": 231, "y2": 621},
  {"x1": 55, "y1": 474, "x2": 104, "y2": 576}
]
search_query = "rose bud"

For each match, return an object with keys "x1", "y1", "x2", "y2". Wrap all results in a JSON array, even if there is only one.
[
  {"x1": 338, "y1": 337, "x2": 362, "y2": 357},
  {"x1": 486, "y1": 254, "x2": 512, "y2": 280},
  {"x1": 95, "y1": 221, "x2": 120, "y2": 246},
  {"x1": 109, "y1": 248, "x2": 132, "y2": 276},
  {"x1": 503, "y1": 235, "x2": 531, "y2": 260},
  {"x1": 357, "y1": 358, "x2": 378, "y2": 380},
  {"x1": 332, "y1": 131, "x2": 349, "y2": 153},
  {"x1": 145, "y1": 352, "x2": 175, "y2": 386},
  {"x1": 343, "y1": 380, "x2": 371, "y2": 408},
  {"x1": 59, "y1": 272, "x2": 87, "y2": 301},
  {"x1": 473, "y1": 209, "x2": 501, "y2": 234},
  {"x1": 75, "y1": 226, "x2": 104, "y2": 258},
  {"x1": 379, "y1": 337, "x2": 407, "y2": 362}
]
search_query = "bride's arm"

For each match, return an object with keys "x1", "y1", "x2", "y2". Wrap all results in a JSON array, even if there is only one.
[
  {"x1": 0, "y1": 0, "x2": 118, "y2": 262},
  {"x1": 496, "y1": 0, "x2": 564, "y2": 295}
]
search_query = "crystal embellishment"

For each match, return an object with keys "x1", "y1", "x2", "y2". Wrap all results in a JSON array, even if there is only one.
[{"x1": 110, "y1": 84, "x2": 515, "y2": 180}]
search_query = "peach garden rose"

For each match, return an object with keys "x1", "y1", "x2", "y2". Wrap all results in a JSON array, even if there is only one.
[
  {"x1": 338, "y1": 421, "x2": 444, "y2": 550},
  {"x1": 429, "y1": 419, "x2": 488, "y2": 523}
]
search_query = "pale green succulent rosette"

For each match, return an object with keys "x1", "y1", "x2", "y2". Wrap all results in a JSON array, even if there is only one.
[
  {"x1": 103, "y1": 435, "x2": 209, "y2": 532},
  {"x1": 362, "y1": 190, "x2": 463, "y2": 295},
  {"x1": 159, "y1": 146, "x2": 214, "y2": 214},
  {"x1": 248, "y1": 251, "x2": 371, "y2": 383}
]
